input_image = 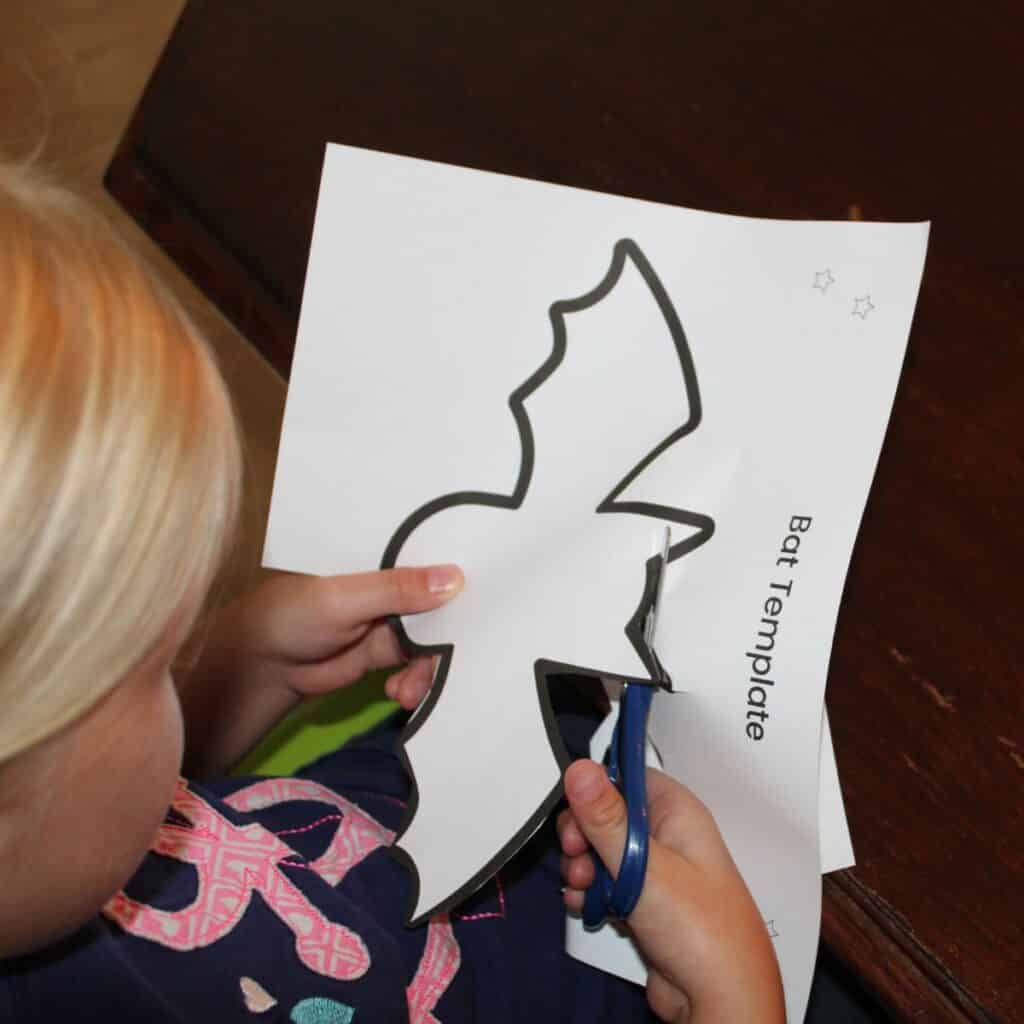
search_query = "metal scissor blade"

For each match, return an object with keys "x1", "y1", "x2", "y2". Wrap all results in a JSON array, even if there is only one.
[{"x1": 643, "y1": 526, "x2": 672, "y2": 687}]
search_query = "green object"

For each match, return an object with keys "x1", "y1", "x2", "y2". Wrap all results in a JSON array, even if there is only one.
[{"x1": 233, "y1": 671, "x2": 396, "y2": 776}]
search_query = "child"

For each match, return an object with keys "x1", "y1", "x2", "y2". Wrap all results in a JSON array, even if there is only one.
[{"x1": 0, "y1": 163, "x2": 783, "y2": 1023}]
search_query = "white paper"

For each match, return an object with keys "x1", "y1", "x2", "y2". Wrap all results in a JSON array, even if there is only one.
[
  {"x1": 264, "y1": 143, "x2": 927, "y2": 1020},
  {"x1": 819, "y1": 712, "x2": 855, "y2": 874}
]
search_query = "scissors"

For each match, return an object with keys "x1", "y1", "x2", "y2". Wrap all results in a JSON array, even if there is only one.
[{"x1": 582, "y1": 526, "x2": 672, "y2": 930}]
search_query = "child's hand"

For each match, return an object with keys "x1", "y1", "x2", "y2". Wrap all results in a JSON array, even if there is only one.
[
  {"x1": 223, "y1": 566, "x2": 464, "y2": 709},
  {"x1": 558, "y1": 761, "x2": 785, "y2": 1024},
  {"x1": 176, "y1": 566, "x2": 463, "y2": 776}
]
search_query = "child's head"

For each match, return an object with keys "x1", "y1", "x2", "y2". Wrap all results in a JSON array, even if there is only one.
[{"x1": 0, "y1": 162, "x2": 242, "y2": 955}]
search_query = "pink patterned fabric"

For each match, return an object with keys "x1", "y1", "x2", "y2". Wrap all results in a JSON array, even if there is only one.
[
  {"x1": 103, "y1": 780, "x2": 370, "y2": 980},
  {"x1": 102, "y1": 777, "x2": 465, "y2": 1019},
  {"x1": 224, "y1": 777, "x2": 394, "y2": 886},
  {"x1": 407, "y1": 914, "x2": 462, "y2": 1024}
]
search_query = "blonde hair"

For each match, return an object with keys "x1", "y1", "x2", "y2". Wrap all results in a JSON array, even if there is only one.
[{"x1": 0, "y1": 163, "x2": 242, "y2": 765}]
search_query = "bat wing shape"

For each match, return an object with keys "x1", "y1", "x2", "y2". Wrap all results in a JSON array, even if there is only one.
[{"x1": 382, "y1": 239, "x2": 714, "y2": 924}]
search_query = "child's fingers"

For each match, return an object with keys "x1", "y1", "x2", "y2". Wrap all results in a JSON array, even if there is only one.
[
  {"x1": 563, "y1": 759, "x2": 629, "y2": 878},
  {"x1": 321, "y1": 566, "x2": 464, "y2": 631},
  {"x1": 289, "y1": 622, "x2": 405, "y2": 694},
  {"x1": 556, "y1": 808, "x2": 589, "y2": 857},
  {"x1": 384, "y1": 657, "x2": 435, "y2": 708},
  {"x1": 645, "y1": 767, "x2": 733, "y2": 868},
  {"x1": 560, "y1": 850, "x2": 597, "y2": 891},
  {"x1": 357, "y1": 621, "x2": 407, "y2": 671},
  {"x1": 383, "y1": 664, "x2": 415, "y2": 704}
]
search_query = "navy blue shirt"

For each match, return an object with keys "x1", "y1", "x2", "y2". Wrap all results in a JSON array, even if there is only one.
[{"x1": 1, "y1": 714, "x2": 655, "y2": 1023}]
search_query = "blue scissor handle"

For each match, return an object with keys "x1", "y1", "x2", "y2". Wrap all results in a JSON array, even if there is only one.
[{"x1": 582, "y1": 682, "x2": 654, "y2": 929}]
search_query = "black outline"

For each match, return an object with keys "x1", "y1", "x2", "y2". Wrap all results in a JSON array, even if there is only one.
[{"x1": 381, "y1": 239, "x2": 715, "y2": 926}]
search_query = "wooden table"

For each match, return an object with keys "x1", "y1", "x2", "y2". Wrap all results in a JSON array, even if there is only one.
[{"x1": 107, "y1": 2, "x2": 1023, "y2": 1019}]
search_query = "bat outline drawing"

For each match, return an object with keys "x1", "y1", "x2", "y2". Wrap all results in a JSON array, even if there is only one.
[{"x1": 381, "y1": 238, "x2": 715, "y2": 925}]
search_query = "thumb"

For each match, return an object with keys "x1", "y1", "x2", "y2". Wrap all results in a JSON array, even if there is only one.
[
  {"x1": 563, "y1": 759, "x2": 629, "y2": 877},
  {"x1": 322, "y1": 565, "x2": 464, "y2": 625}
]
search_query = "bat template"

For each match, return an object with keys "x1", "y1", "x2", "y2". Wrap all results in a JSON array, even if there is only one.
[
  {"x1": 263, "y1": 141, "x2": 929, "y2": 1020},
  {"x1": 382, "y1": 239, "x2": 714, "y2": 924}
]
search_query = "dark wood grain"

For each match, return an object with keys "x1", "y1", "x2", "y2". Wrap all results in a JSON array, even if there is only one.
[{"x1": 107, "y1": 2, "x2": 1023, "y2": 1019}]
